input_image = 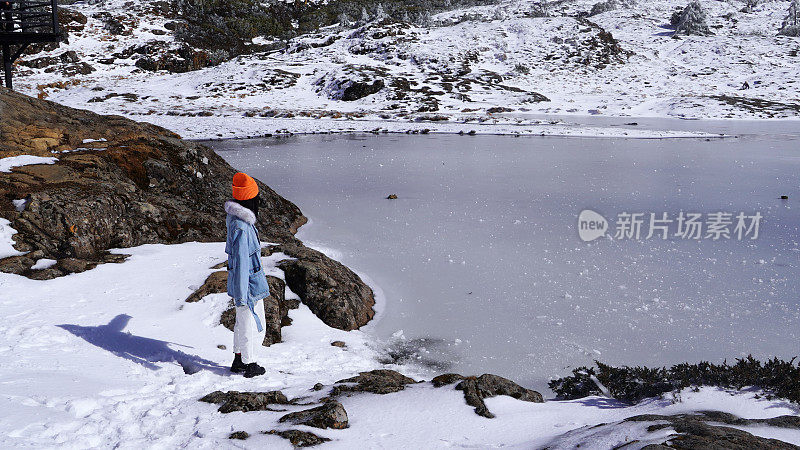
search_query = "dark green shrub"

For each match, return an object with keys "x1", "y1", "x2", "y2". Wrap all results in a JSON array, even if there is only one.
[{"x1": 549, "y1": 356, "x2": 800, "y2": 404}]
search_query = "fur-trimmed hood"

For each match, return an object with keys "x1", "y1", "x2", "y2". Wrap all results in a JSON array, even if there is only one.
[{"x1": 224, "y1": 200, "x2": 256, "y2": 225}]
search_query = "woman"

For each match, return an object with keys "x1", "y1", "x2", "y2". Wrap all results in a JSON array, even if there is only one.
[{"x1": 224, "y1": 172, "x2": 269, "y2": 378}]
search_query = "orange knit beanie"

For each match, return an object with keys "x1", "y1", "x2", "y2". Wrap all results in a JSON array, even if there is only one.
[{"x1": 232, "y1": 172, "x2": 259, "y2": 201}]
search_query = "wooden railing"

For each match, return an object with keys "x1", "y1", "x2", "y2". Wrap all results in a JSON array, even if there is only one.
[
  {"x1": 1, "y1": 0, "x2": 61, "y2": 89},
  {"x1": 1, "y1": 0, "x2": 59, "y2": 34}
]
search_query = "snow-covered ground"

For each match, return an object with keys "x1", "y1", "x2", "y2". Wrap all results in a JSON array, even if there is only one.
[
  {"x1": 1, "y1": 238, "x2": 798, "y2": 448},
  {"x1": 11, "y1": 0, "x2": 800, "y2": 139}
]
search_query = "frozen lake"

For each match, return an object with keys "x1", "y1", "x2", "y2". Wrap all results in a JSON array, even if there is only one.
[{"x1": 211, "y1": 131, "x2": 800, "y2": 393}]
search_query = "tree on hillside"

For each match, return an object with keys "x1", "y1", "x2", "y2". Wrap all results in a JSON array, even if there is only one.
[
  {"x1": 742, "y1": 0, "x2": 759, "y2": 13},
  {"x1": 588, "y1": 0, "x2": 636, "y2": 17},
  {"x1": 675, "y1": 1, "x2": 711, "y2": 36},
  {"x1": 589, "y1": 0, "x2": 618, "y2": 16},
  {"x1": 779, "y1": 0, "x2": 800, "y2": 36}
]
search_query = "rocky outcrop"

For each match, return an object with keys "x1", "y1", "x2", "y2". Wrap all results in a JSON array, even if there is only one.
[
  {"x1": 433, "y1": 373, "x2": 543, "y2": 418},
  {"x1": 547, "y1": 411, "x2": 800, "y2": 449},
  {"x1": 182, "y1": 241, "x2": 372, "y2": 333},
  {"x1": 199, "y1": 390, "x2": 290, "y2": 413},
  {"x1": 265, "y1": 429, "x2": 331, "y2": 447},
  {"x1": 316, "y1": 66, "x2": 386, "y2": 101},
  {"x1": 274, "y1": 242, "x2": 375, "y2": 331},
  {"x1": 278, "y1": 401, "x2": 349, "y2": 429},
  {"x1": 184, "y1": 270, "x2": 229, "y2": 303},
  {"x1": 0, "y1": 88, "x2": 306, "y2": 278},
  {"x1": 431, "y1": 373, "x2": 466, "y2": 387},
  {"x1": 331, "y1": 369, "x2": 418, "y2": 396},
  {"x1": 133, "y1": 43, "x2": 218, "y2": 74},
  {"x1": 228, "y1": 431, "x2": 249, "y2": 440}
]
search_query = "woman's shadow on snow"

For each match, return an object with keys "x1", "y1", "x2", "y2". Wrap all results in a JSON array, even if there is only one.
[{"x1": 58, "y1": 314, "x2": 229, "y2": 375}]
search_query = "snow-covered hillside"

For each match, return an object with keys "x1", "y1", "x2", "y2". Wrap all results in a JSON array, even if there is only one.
[{"x1": 11, "y1": 0, "x2": 800, "y2": 139}]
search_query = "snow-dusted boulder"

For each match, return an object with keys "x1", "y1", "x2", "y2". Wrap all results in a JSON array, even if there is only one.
[
  {"x1": 276, "y1": 242, "x2": 376, "y2": 331},
  {"x1": 200, "y1": 390, "x2": 290, "y2": 413},
  {"x1": 315, "y1": 66, "x2": 386, "y2": 101},
  {"x1": 545, "y1": 411, "x2": 800, "y2": 448},
  {"x1": 279, "y1": 401, "x2": 349, "y2": 429},
  {"x1": 331, "y1": 369, "x2": 418, "y2": 395}
]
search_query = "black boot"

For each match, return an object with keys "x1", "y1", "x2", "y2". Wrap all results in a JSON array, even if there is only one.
[
  {"x1": 243, "y1": 362, "x2": 266, "y2": 378},
  {"x1": 230, "y1": 354, "x2": 246, "y2": 373}
]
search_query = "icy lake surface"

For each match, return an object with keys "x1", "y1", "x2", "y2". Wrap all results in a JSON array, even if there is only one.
[{"x1": 212, "y1": 130, "x2": 800, "y2": 392}]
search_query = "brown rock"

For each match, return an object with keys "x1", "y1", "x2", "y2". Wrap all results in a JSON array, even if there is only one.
[
  {"x1": 456, "y1": 377, "x2": 495, "y2": 418},
  {"x1": 184, "y1": 271, "x2": 228, "y2": 303},
  {"x1": 332, "y1": 369, "x2": 417, "y2": 396},
  {"x1": 623, "y1": 413, "x2": 799, "y2": 449},
  {"x1": 330, "y1": 341, "x2": 346, "y2": 348},
  {"x1": 278, "y1": 401, "x2": 348, "y2": 429},
  {"x1": 228, "y1": 431, "x2": 249, "y2": 440},
  {"x1": 560, "y1": 414, "x2": 796, "y2": 449},
  {"x1": 265, "y1": 429, "x2": 331, "y2": 447},
  {"x1": 431, "y1": 373, "x2": 465, "y2": 387},
  {"x1": 199, "y1": 390, "x2": 290, "y2": 413},
  {"x1": 0, "y1": 253, "x2": 37, "y2": 275},
  {"x1": 454, "y1": 374, "x2": 543, "y2": 418},
  {"x1": 57, "y1": 257, "x2": 89, "y2": 273},
  {"x1": 275, "y1": 242, "x2": 375, "y2": 331}
]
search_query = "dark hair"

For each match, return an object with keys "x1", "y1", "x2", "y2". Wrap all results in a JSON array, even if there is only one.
[{"x1": 235, "y1": 196, "x2": 260, "y2": 220}]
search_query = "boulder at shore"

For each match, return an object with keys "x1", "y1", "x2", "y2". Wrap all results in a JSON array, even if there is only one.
[
  {"x1": 274, "y1": 241, "x2": 376, "y2": 331},
  {"x1": 433, "y1": 373, "x2": 544, "y2": 418}
]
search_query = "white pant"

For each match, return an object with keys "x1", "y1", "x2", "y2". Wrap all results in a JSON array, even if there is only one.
[{"x1": 233, "y1": 299, "x2": 266, "y2": 364}]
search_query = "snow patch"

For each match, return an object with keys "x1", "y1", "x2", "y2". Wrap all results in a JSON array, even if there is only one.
[
  {"x1": 0, "y1": 218, "x2": 26, "y2": 259},
  {"x1": 0, "y1": 155, "x2": 58, "y2": 173},
  {"x1": 30, "y1": 259, "x2": 58, "y2": 270}
]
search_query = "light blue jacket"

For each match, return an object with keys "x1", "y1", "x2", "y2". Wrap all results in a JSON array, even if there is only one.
[{"x1": 224, "y1": 200, "x2": 269, "y2": 332}]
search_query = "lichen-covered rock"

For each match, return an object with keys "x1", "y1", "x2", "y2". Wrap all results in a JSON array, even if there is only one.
[
  {"x1": 444, "y1": 373, "x2": 544, "y2": 418},
  {"x1": 332, "y1": 369, "x2": 417, "y2": 396},
  {"x1": 200, "y1": 390, "x2": 290, "y2": 413},
  {"x1": 265, "y1": 429, "x2": 331, "y2": 447},
  {"x1": 275, "y1": 242, "x2": 375, "y2": 331},
  {"x1": 431, "y1": 373, "x2": 465, "y2": 387},
  {"x1": 0, "y1": 88, "x2": 306, "y2": 279},
  {"x1": 278, "y1": 401, "x2": 349, "y2": 429},
  {"x1": 228, "y1": 431, "x2": 249, "y2": 440},
  {"x1": 133, "y1": 43, "x2": 217, "y2": 73},
  {"x1": 184, "y1": 271, "x2": 229, "y2": 303},
  {"x1": 548, "y1": 412, "x2": 800, "y2": 449},
  {"x1": 316, "y1": 66, "x2": 386, "y2": 101}
]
